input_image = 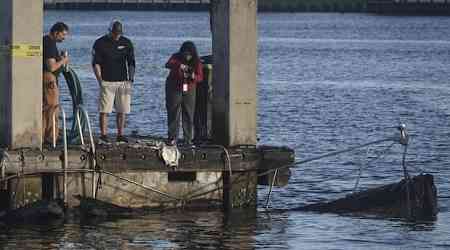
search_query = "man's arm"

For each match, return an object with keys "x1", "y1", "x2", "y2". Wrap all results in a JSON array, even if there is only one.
[
  {"x1": 93, "y1": 64, "x2": 102, "y2": 86},
  {"x1": 128, "y1": 65, "x2": 135, "y2": 83},
  {"x1": 92, "y1": 41, "x2": 103, "y2": 85},
  {"x1": 46, "y1": 56, "x2": 68, "y2": 73},
  {"x1": 127, "y1": 40, "x2": 136, "y2": 82}
]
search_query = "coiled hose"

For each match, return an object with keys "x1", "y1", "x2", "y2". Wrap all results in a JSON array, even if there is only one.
[{"x1": 62, "y1": 66, "x2": 86, "y2": 144}]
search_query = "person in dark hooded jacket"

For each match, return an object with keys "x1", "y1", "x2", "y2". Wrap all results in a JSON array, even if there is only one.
[{"x1": 165, "y1": 41, "x2": 203, "y2": 145}]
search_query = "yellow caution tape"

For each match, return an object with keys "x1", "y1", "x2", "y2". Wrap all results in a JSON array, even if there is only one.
[
  {"x1": 11, "y1": 44, "x2": 42, "y2": 58},
  {"x1": 0, "y1": 44, "x2": 42, "y2": 58}
]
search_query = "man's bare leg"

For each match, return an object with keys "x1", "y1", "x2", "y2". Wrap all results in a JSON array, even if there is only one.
[
  {"x1": 117, "y1": 112, "x2": 125, "y2": 137},
  {"x1": 100, "y1": 112, "x2": 108, "y2": 136}
]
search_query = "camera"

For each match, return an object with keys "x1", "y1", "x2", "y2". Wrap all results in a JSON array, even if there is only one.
[{"x1": 182, "y1": 66, "x2": 194, "y2": 80}]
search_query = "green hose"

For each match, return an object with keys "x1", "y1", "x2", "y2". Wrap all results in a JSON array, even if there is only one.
[{"x1": 62, "y1": 66, "x2": 86, "y2": 144}]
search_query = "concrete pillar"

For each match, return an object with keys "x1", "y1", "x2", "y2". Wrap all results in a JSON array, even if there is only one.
[
  {"x1": 0, "y1": 0, "x2": 43, "y2": 149},
  {"x1": 211, "y1": 0, "x2": 258, "y2": 147}
]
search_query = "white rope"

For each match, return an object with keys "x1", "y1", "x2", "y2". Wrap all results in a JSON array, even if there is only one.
[
  {"x1": 353, "y1": 142, "x2": 397, "y2": 192},
  {"x1": 100, "y1": 170, "x2": 183, "y2": 202}
]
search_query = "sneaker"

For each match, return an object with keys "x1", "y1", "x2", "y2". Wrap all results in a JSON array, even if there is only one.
[
  {"x1": 99, "y1": 135, "x2": 109, "y2": 143},
  {"x1": 116, "y1": 135, "x2": 129, "y2": 143}
]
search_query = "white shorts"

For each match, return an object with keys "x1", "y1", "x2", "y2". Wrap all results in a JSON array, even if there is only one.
[{"x1": 99, "y1": 81, "x2": 132, "y2": 114}]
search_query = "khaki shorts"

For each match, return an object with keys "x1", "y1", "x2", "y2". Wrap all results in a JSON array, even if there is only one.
[{"x1": 99, "y1": 81, "x2": 132, "y2": 114}]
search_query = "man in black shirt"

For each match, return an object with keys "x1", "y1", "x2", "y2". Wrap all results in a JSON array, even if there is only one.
[
  {"x1": 92, "y1": 20, "x2": 135, "y2": 143},
  {"x1": 42, "y1": 22, "x2": 69, "y2": 145}
]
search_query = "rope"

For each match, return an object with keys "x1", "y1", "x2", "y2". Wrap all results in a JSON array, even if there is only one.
[
  {"x1": 184, "y1": 172, "x2": 249, "y2": 201},
  {"x1": 353, "y1": 142, "x2": 396, "y2": 192},
  {"x1": 99, "y1": 170, "x2": 183, "y2": 202},
  {"x1": 257, "y1": 137, "x2": 396, "y2": 179},
  {"x1": 260, "y1": 133, "x2": 409, "y2": 209},
  {"x1": 169, "y1": 144, "x2": 233, "y2": 204},
  {"x1": 265, "y1": 168, "x2": 278, "y2": 209},
  {"x1": 293, "y1": 142, "x2": 397, "y2": 186},
  {"x1": 181, "y1": 175, "x2": 224, "y2": 200}
]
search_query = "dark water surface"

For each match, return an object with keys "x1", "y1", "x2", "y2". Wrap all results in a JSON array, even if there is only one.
[{"x1": 1, "y1": 12, "x2": 450, "y2": 249}]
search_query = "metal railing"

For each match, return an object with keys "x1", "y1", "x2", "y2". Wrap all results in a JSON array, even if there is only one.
[
  {"x1": 53, "y1": 105, "x2": 98, "y2": 201},
  {"x1": 74, "y1": 105, "x2": 98, "y2": 199},
  {"x1": 51, "y1": 105, "x2": 69, "y2": 204},
  {"x1": 74, "y1": 106, "x2": 96, "y2": 154}
]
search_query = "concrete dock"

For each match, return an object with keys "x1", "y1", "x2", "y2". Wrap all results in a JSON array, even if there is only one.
[{"x1": 1, "y1": 136, "x2": 294, "y2": 211}]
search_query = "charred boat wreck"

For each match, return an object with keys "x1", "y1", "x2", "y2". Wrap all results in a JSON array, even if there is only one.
[{"x1": 280, "y1": 125, "x2": 439, "y2": 221}]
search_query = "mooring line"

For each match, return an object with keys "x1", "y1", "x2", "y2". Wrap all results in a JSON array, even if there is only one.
[
  {"x1": 182, "y1": 176, "x2": 224, "y2": 200},
  {"x1": 262, "y1": 125, "x2": 411, "y2": 209},
  {"x1": 99, "y1": 170, "x2": 183, "y2": 201},
  {"x1": 184, "y1": 173, "x2": 249, "y2": 201},
  {"x1": 265, "y1": 168, "x2": 279, "y2": 209},
  {"x1": 353, "y1": 142, "x2": 397, "y2": 192}
]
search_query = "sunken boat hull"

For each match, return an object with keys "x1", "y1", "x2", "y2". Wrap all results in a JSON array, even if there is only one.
[{"x1": 297, "y1": 174, "x2": 438, "y2": 221}]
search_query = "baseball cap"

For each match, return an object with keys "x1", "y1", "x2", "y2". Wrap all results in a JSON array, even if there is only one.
[{"x1": 109, "y1": 20, "x2": 123, "y2": 34}]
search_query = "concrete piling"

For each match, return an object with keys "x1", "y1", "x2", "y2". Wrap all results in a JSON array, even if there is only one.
[
  {"x1": 0, "y1": 0, "x2": 43, "y2": 149},
  {"x1": 211, "y1": 0, "x2": 258, "y2": 147}
]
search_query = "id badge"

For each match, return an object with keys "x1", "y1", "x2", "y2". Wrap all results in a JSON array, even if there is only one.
[{"x1": 183, "y1": 83, "x2": 188, "y2": 92}]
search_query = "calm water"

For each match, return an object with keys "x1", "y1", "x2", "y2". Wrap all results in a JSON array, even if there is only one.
[{"x1": 1, "y1": 11, "x2": 450, "y2": 249}]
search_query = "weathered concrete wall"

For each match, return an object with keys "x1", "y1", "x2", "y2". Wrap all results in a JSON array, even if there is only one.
[
  {"x1": 211, "y1": 0, "x2": 258, "y2": 147},
  {"x1": 93, "y1": 171, "x2": 222, "y2": 208},
  {"x1": 5, "y1": 170, "x2": 259, "y2": 210},
  {"x1": 0, "y1": 0, "x2": 43, "y2": 149}
]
